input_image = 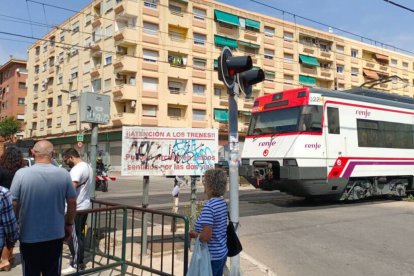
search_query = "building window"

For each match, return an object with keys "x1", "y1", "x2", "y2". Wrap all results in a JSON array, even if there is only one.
[
  {"x1": 104, "y1": 54, "x2": 112, "y2": 65},
  {"x1": 18, "y1": 98, "x2": 25, "y2": 105},
  {"x1": 105, "y1": 25, "x2": 113, "y2": 38},
  {"x1": 35, "y1": 46, "x2": 40, "y2": 56},
  {"x1": 105, "y1": 0, "x2": 113, "y2": 13},
  {"x1": 70, "y1": 67, "x2": 78, "y2": 80},
  {"x1": 47, "y1": 98, "x2": 53, "y2": 108},
  {"x1": 193, "y1": 109, "x2": 206, "y2": 121},
  {"x1": 214, "y1": 87, "x2": 223, "y2": 97},
  {"x1": 194, "y1": 33, "x2": 206, "y2": 45},
  {"x1": 193, "y1": 84, "x2": 205, "y2": 95},
  {"x1": 390, "y1": 59, "x2": 397, "y2": 66},
  {"x1": 57, "y1": 95, "x2": 62, "y2": 106},
  {"x1": 143, "y1": 77, "x2": 158, "y2": 91},
  {"x1": 168, "y1": 81, "x2": 183, "y2": 93},
  {"x1": 32, "y1": 122, "x2": 37, "y2": 130},
  {"x1": 336, "y1": 45, "x2": 344, "y2": 53},
  {"x1": 144, "y1": 0, "x2": 158, "y2": 9},
  {"x1": 168, "y1": 107, "x2": 182, "y2": 117},
  {"x1": 84, "y1": 36, "x2": 92, "y2": 47},
  {"x1": 264, "y1": 26, "x2": 275, "y2": 37},
  {"x1": 60, "y1": 32, "x2": 65, "y2": 42},
  {"x1": 193, "y1": 58, "x2": 206, "y2": 70},
  {"x1": 283, "y1": 53, "x2": 294, "y2": 63},
  {"x1": 193, "y1": 7, "x2": 206, "y2": 20},
  {"x1": 143, "y1": 22, "x2": 158, "y2": 35},
  {"x1": 56, "y1": 117, "x2": 62, "y2": 127},
  {"x1": 57, "y1": 74, "x2": 63, "y2": 85},
  {"x1": 84, "y1": 61, "x2": 90, "y2": 74},
  {"x1": 104, "y1": 78, "x2": 112, "y2": 91},
  {"x1": 33, "y1": 103, "x2": 38, "y2": 111},
  {"x1": 85, "y1": 13, "x2": 92, "y2": 26},
  {"x1": 18, "y1": 82, "x2": 26, "y2": 89},
  {"x1": 43, "y1": 42, "x2": 48, "y2": 53},
  {"x1": 402, "y1": 61, "x2": 408, "y2": 68},
  {"x1": 92, "y1": 78, "x2": 102, "y2": 92},
  {"x1": 351, "y1": 49, "x2": 358, "y2": 58},
  {"x1": 327, "y1": 107, "x2": 340, "y2": 134},
  {"x1": 283, "y1": 31, "x2": 293, "y2": 41},
  {"x1": 142, "y1": 105, "x2": 157, "y2": 117},
  {"x1": 351, "y1": 67, "x2": 359, "y2": 76},
  {"x1": 264, "y1": 71, "x2": 275, "y2": 80},
  {"x1": 337, "y1": 65, "x2": 344, "y2": 74},
  {"x1": 143, "y1": 49, "x2": 158, "y2": 63},
  {"x1": 33, "y1": 84, "x2": 39, "y2": 92},
  {"x1": 69, "y1": 113, "x2": 77, "y2": 124},
  {"x1": 284, "y1": 74, "x2": 294, "y2": 84},
  {"x1": 72, "y1": 21, "x2": 80, "y2": 33},
  {"x1": 34, "y1": 65, "x2": 39, "y2": 74},
  {"x1": 264, "y1": 49, "x2": 274, "y2": 60}
]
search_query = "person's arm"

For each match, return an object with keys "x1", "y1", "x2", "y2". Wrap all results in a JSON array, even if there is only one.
[
  {"x1": 64, "y1": 197, "x2": 76, "y2": 241},
  {"x1": 189, "y1": 203, "x2": 214, "y2": 242}
]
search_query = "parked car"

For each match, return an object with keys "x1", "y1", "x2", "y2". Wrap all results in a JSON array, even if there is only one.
[
  {"x1": 215, "y1": 160, "x2": 229, "y2": 174},
  {"x1": 24, "y1": 157, "x2": 61, "y2": 167}
]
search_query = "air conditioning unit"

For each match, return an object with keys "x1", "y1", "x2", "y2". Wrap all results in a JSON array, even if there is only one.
[
  {"x1": 116, "y1": 46, "x2": 126, "y2": 54},
  {"x1": 130, "y1": 100, "x2": 136, "y2": 108},
  {"x1": 66, "y1": 99, "x2": 72, "y2": 106}
]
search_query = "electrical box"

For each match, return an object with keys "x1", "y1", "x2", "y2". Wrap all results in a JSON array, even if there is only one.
[{"x1": 79, "y1": 92, "x2": 111, "y2": 124}]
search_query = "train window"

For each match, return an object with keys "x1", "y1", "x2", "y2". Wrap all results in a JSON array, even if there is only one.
[
  {"x1": 327, "y1": 107, "x2": 340, "y2": 134},
  {"x1": 299, "y1": 105, "x2": 323, "y2": 132}
]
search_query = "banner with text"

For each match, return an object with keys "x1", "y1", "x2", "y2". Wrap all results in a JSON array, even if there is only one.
[{"x1": 122, "y1": 127, "x2": 219, "y2": 176}]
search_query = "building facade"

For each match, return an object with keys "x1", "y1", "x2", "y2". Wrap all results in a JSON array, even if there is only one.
[
  {"x1": 24, "y1": 0, "x2": 414, "y2": 169},
  {"x1": 0, "y1": 58, "x2": 27, "y2": 141}
]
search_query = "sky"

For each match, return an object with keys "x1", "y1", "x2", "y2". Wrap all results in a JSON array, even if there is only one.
[{"x1": 0, "y1": 0, "x2": 414, "y2": 64}]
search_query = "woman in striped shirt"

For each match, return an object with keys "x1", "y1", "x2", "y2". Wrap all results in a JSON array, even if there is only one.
[{"x1": 190, "y1": 168, "x2": 228, "y2": 276}]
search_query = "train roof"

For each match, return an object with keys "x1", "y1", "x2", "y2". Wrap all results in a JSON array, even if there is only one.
[{"x1": 309, "y1": 87, "x2": 414, "y2": 111}]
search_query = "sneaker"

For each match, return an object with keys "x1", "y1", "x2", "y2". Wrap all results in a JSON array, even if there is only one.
[{"x1": 61, "y1": 266, "x2": 77, "y2": 275}]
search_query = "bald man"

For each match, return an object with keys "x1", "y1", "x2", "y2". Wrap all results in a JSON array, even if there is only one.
[{"x1": 10, "y1": 140, "x2": 77, "y2": 276}]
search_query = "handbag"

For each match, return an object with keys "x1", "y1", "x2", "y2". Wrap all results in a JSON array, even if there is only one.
[
  {"x1": 227, "y1": 210, "x2": 242, "y2": 257},
  {"x1": 187, "y1": 237, "x2": 213, "y2": 276}
]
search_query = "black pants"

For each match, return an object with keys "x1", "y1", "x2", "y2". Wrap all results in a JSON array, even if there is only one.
[
  {"x1": 20, "y1": 238, "x2": 63, "y2": 276},
  {"x1": 68, "y1": 213, "x2": 88, "y2": 268}
]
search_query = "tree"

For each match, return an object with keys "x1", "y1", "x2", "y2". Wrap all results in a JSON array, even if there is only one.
[{"x1": 0, "y1": 117, "x2": 20, "y2": 142}]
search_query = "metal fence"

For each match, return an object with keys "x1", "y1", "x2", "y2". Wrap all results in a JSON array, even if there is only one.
[{"x1": 67, "y1": 199, "x2": 190, "y2": 276}]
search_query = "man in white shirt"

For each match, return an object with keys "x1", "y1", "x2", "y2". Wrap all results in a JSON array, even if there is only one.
[{"x1": 61, "y1": 148, "x2": 93, "y2": 274}]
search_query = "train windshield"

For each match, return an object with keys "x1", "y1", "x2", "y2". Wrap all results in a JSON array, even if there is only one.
[{"x1": 247, "y1": 105, "x2": 323, "y2": 135}]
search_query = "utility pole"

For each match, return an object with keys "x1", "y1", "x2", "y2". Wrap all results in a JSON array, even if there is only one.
[{"x1": 217, "y1": 47, "x2": 264, "y2": 275}]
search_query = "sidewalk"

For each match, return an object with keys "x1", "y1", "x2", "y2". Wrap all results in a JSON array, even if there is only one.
[{"x1": 3, "y1": 246, "x2": 276, "y2": 275}]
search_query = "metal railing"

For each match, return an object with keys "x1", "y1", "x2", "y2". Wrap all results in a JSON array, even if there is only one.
[{"x1": 67, "y1": 199, "x2": 189, "y2": 275}]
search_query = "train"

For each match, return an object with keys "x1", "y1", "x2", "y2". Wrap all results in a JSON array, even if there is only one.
[{"x1": 239, "y1": 87, "x2": 414, "y2": 200}]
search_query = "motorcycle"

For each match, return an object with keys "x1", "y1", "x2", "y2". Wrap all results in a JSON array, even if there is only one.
[{"x1": 96, "y1": 164, "x2": 111, "y2": 192}]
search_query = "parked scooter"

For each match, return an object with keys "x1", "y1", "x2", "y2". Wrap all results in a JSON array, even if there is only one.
[{"x1": 96, "y1": 158, "x2": 111, "y2": 192}]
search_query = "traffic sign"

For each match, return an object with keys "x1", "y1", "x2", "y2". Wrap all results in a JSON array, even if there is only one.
[
  {"x1": 77, "y1": 141, "x2": 83, "y2": 148},
  {"x1": 77, "y1": 134, "x2": 84, "y2": 142}
]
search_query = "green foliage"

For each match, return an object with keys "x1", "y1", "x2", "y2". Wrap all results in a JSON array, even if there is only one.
[
  {"x1": 0, "y1": 117, "x2": 20, "y2": 141},
  {"x1": 406, "y1": 194, "x2": 414, "y2": 202}
]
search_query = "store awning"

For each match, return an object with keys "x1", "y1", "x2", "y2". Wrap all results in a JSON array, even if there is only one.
[
  {"x1": 374, "y1": 53, "x2": 389, "y2": 63},
  {"x1": 214, "y1": 109, "x2": 229, "y2": 123},
  {"x1": 238, "y1": 40, "x2": 260, "y2": 49},
  {"x1": 299, "y1": 75, "x2": 316, "y2": 86},
  {"x1": 214, "y1": 59, "x2": 218, "y2": 69},
  {"x1": 363, "y1": 69, "x2": 379, "y2": 80},
  {"x1": 214, "y1": 10, "x2": 240, "y2": 27},
  {"x1": 214, "y1": 35, "x2": 238, "y2": 48},
  {"x1": 299, "y1": 54, "x2": 319, "y2": 67},
  {"x1": 245, "y1": 18, "x2": 260, "y2": 30}
]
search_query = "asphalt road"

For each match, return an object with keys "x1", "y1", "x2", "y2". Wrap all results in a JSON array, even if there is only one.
[{"x1": 97, "y1": 175, "x2": 414, "y2": 276}]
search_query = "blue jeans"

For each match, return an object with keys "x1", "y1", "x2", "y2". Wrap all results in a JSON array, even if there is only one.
[{"x1": 211, "y1": 256, "x2": 227, "y2": 276}]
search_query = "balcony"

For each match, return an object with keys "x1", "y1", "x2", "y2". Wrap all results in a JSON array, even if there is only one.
[
  {"x1": 92, "y1": 16, "x2": 102, "y2": 28},
  {"x1": 90, "y1": 65, "x2": 101, "y2": 78},
  {"x1": 47, "y1": 108, "x2": 53, "y2": 115},
  {"x1": 33, "y1": 112, "x2": 37, "y2": 118},
  {"x1": 47, "y1": 88, "x2": 53, "y2": 94},
  {"x1": 168, "y1": 9, "x2": 190, "y2": 27},
  {"x1": 90, "y1": 41, "x2": 101, "y2": 53},
  {"x1": 112, "y1": 112, "x2": 138, "y2": 126},
  {"x1": 114, "y1": 0, "x2": 139, "y2": 18},
  {"x1": 113, "y1": 56, "x2": 137, "y2": 73},
  {"x1": 114, "y1": 28, "x2": 138, "y2": 46},
  {"x1": 112, "y1": 84, "x2": 137, "y2": 101},
  {"x1": 48, "y1": 67, "x2": 55, "y2": 75}
]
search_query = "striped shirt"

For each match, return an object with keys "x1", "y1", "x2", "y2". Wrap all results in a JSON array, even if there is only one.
[
  {"x1": 0, "y1": 186, "x2": 18, "y2": 249},
  {"x1": 195, "y1": 197, "x2": 228, "y2": 260}
]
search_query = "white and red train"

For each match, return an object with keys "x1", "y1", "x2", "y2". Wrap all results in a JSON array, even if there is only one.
[{"x1": 239, "y1": 87, "x2": 414, "y2": 200}]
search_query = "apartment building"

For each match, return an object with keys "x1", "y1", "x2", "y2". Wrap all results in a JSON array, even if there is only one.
[
  {"x1": 0, "y1": 58, "x2": 27, "y2": 141},
  {"x1": 24, "y1": 0, "x2": 414, "y2": 168}
]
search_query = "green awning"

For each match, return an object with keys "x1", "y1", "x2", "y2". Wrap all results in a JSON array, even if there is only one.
[
  {"x1": 245, "y1": 18, "x2": 260, "y2": 30},
  {"x1": 299, "y1": 54, "x2": 319, "y2": 67},
  {"x1": 239, "y1": 111, "x2": 251, "y2": 116},
  {"x1": 214, "y1": 10, "x2": 240, "y2": 27},
  {"x1": 239, "y1": 40, "x2": 260, "y2": 49},
  {"x1": 214, "y1": 109, "x2": 228, "y2": 123},
  {"x1": 214, "y1": 35, "x2": 238, "y2": 48},
  {"x1": 299, "y1": 75, "x2": 316, "y2": 86}
]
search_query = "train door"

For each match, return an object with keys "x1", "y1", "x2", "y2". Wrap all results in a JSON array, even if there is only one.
[{"x1": 325, "y1": 106, "x2": 346, "y2": 171}]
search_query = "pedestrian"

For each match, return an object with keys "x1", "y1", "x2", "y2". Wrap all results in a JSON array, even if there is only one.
[
  {"x1": 190, "y1": 169, "x2": 228, "y2": 276},
  {"x1": 61, "y1": 148, "x2": 93, "y2": 274},
  {"x1": 0, "y1": 146, "x2": 25, "y2": 271},
  {"x1": 10, "y1": 140, "x2": 77, "y2": 276},
  {"x1": 0, "y1": 186, "x2": 18, "y2": 272}
]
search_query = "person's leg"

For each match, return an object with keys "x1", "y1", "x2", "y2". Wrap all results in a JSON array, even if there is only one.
[
  {"x1": 20, "y1": 242, "x2": 42, "y2": 276},
  {"x1": 41, "y1": 239, "x2": 64, "y2": 276},
  {"x1": 75, "y1": 213, "x2": 88, "y2": 269},
  {"x1": 66, "y1": 226, "x2": 76, "y2": 267},
  {"x1": 211, "y1": 257, "x2": 227, "y2": 276}
]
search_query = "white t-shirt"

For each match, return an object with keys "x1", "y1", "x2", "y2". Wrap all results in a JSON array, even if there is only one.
[{"x1": 70, "y1": 161, "x2": 92, "y2": 210}]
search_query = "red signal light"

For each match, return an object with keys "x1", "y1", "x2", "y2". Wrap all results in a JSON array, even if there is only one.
[{"x1": 229, "y1": 69, "x2": 236, "y2": 76}]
